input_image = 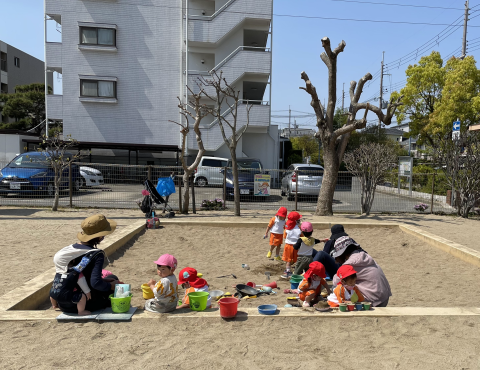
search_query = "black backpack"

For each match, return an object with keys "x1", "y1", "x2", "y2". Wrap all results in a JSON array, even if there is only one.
[{"x1": 140, "y1": 195, "x2": 153, "y2": 214}]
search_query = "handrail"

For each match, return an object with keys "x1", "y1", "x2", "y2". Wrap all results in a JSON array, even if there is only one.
[
  {"x1": 188, "y1": 0, "x2": 236, "y2": 21},
  {"x1": 187, "y1": 46, "x2": 270, "y2": 76},
  {"x1": 201, "y1": 102, "x2": 268, "y2": 129}
]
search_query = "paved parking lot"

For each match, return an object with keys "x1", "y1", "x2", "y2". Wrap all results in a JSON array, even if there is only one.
[{"x1": 0, "y1": 183, "x2": 455, "y2": 213}]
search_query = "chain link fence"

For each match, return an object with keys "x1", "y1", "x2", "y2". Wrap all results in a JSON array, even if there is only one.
[{"x1": 0, "y1": 161, "x2": 457, "y2": 214}]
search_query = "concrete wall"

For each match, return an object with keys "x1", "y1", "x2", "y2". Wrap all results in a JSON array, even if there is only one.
[
  {"x1": 0, "y1": 134, "x2": 33, "y2": 162},
  {"x1": 46, "y1": 0, "x2": 184, "y2": 146}
]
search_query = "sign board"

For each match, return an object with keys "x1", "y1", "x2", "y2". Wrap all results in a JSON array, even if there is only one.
[
  {"x1": 398, "y1": 157, "x2": 412, "y2": 176},
  {"x1": 452, "y1": 120, "x2": 460, "y2": 140},
  {"x1": 254, "y1": 174, "x2": 271, "y2": 196}
]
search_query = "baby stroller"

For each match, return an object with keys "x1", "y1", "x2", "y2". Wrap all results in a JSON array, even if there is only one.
[{"x1": 138, "y1": 179, "x2": 175, "y2": 219}]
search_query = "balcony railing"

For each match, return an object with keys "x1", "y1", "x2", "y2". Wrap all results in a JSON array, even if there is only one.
[
  {"x1": 188, "y1": 0, "x2": 272, "y2": 44},
  {"x1": 188, "y1": 47, "x2": 271, "y2": 95},
  {"x1": 188, "y1": 104, "x2": 270, "y2": 151},
  {"x1": 46, "y1": 42, "x2": 62, "y2": 69}
]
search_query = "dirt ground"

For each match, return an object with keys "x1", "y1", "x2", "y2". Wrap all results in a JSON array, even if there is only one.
[
  {"x1": 1, "y1": 316, "x2": 480, "y2": 370},
  {"x1": 2, "y1": 207, "x2": 480, "y2": 369}
]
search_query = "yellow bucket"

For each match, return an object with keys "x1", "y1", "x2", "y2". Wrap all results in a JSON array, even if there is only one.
[{"x1": 141, "y1": 284, "x2": 154, "y2": 299}]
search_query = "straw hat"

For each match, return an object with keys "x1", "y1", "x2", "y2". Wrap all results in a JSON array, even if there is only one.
[{"x1": 77, "y1": 214, "x2": 117, "y2": 243}]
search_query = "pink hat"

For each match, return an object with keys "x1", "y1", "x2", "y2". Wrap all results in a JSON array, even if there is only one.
[
  {"x1": 153, "y1": 254, "x2": 177, "y2": 269},
  {"x1": 300, "y1": 221, "x2": 313, "y2": 233}
]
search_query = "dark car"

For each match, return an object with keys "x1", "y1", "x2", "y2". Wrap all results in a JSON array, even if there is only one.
[
  {"x1": 225, "y1": 158, "x2": 265, "y2": 198},
  {"x1": 0, "y1": 152, "x2": 82, "y2": 197}
]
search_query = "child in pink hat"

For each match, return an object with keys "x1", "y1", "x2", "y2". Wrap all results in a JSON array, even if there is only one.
[{"x1": 144, "y1": 254, "x2": 179, "y2": 313}]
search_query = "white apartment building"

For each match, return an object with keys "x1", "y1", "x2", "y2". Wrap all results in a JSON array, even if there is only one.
[{"x1": 45, "y1": 0, "x2": 278, "y2": 168}]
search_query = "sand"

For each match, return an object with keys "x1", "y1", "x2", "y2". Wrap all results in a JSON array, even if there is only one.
[
  {"x1": 1, "y1": 317, "x2": 480, "y2": 369},
  {"x1": 2, "y1": 207, "x2": 480, "y2": 369}
]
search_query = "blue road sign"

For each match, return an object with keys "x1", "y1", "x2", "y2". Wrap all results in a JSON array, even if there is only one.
[{"x1": 453, "y1": 121, "x2": 461, "y2": 131}]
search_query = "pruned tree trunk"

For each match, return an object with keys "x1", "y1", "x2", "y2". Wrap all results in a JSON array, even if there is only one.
[
  {"x1": 231, "y1": 154, "x2": 240, "y2": 217},
  {"x1": 52, "y1": 170, "x2": 62, "y2": 211},
  {"x1": 182, "y1": 171, "x2": 192, "y2": 212},
  {"x1": 300, "y1": 37, "x2": 403, "y2": 216}
]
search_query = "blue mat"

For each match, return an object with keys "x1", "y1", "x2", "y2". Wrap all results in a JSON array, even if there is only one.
[
  {"x1": 56, "y1": 307, "x2": 137, "y2": 322},
  {"x1": 97, "y1": 307, "x2": 137, "y2": 321}
]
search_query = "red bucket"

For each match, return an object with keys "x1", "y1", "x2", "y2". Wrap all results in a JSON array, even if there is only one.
[{"x1": 218, "y1": 297, "x2": 239, "y2": 319}]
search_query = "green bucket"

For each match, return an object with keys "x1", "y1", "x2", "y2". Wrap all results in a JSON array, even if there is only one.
[
  {"x1": 188, "y1": 292, "x2": 209, "y2": 311},
  {"x1": 109, "y1": 294, "x2": 132, "y2": 313},
  {"x1": 290, "y1": 275, "x2": 303, "y2": 283}
]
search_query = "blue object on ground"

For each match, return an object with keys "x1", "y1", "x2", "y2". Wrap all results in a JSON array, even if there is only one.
[
  {"x1": 290, "y1": 282, "x2": 300, "y2": 290},
  {"x1": 56, "y1": 310, "x2": 104, "y2": 321},
  {"x1": 258, "y1": 304, "x2": 278, "y2": 315},
  {"x1": 156, "y1": 177, "x2": 176, "y2": 197},
  {"x1": 97, "y1": 307, "x2": 137, "y2": 321}
]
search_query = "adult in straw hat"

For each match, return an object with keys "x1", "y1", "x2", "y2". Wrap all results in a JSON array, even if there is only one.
[{"x1": 50, "y1": 214, "x2": 124, "y2": 314}]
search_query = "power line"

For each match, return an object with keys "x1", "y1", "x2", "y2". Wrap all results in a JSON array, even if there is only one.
[{"x1": 329, "y1": 0, "x2": 464, "y2": 10}]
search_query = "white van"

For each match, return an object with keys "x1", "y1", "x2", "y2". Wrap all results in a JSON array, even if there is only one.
[{"x1": 194, "y1": 156, "x2": 229, "y2": 187}]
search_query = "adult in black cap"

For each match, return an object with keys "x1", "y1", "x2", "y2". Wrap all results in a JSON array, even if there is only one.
[{"x1": 311, "y1": 224, "x2": 349, "y2": 279}]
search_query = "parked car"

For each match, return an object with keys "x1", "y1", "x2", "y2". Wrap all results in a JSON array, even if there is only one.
[
  {"x1": 281, "y1": 163, "x2": 324, "y2": 201},
  {"x1": 0, "y1": 152, "x2": 82, "y2": 197},
  {"x1": 194, "y1": 156, "x2": 228, "y2": 187},
  {"x1": 80, "y1": 166, "x2": 104, "y2": 187},
  {"x1": 225, "y1": 158, "x2": 265, "y2": 198}
]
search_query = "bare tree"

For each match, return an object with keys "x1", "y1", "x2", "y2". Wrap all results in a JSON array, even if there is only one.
[
  {"x1": 170, "y1": 87, "x2": 211, "y2": 213},
  {"x1": 300, "y1": 37, "x2": 403, "y2": 215},
  {"x1": 344, "y1": 143, "x2": 396, "y2": 215},
  {"x1": 201, "y1": 72, "x2": 253, "y2": 216},
  {"x1": 432, "y1": 130, "x2": 480, "y2": 218},
  {"x1": 36, "y1": 132, "x2": 82, "y2": 211}
]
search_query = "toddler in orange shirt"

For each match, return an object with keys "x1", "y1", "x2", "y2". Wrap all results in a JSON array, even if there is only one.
[
  {"x1": 298, "y1": 261, "x2": 331, "y2": 308},
  {"x1": 264, "y1": 207, "x2": 287, "y2": 261},
  {"x1": 327, "y1": 265, "x2": 365, "y2": 307}
]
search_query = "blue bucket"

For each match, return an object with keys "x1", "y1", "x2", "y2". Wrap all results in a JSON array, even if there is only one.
[{"x1": 290, "y1": 281, "x2": 300, "y2": 289}]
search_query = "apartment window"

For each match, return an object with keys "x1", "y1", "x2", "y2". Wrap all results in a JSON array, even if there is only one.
[
  {"x1": 14, "y1": 57, "x2": 20, "y2": 68},
  {"x1": 0, "y1": 83, "x2": 7, "y2": 94},
  {"x1": 80, "y1": 27, "x2": 116, "y2": 46},
  {"x1": 80, "y1": 79, "x2": 116, "y2": 98},
  {"x1": 0, "y1": 52, "x2": 6, "y2": 72}
]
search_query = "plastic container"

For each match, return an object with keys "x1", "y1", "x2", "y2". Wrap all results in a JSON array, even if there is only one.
[
  {"x1": 218, "y1": 297, "x2": 240, "y2": 318},
  {"x1": 363, "y1": 302, "x2": 371, "y2": 310},
  {"x1": 290, "y1": 275, "x2": 303, "y2": 283},
  {"x1": 187, "y1": 292, "x2": 209, "y2": 311},
  {"x1": 264, "y1": 281, "x2": 277, "y2": 289},
  {"x1": 109, "y1": 294, "x2": 132, "y2": 313},
  {"x1": 209, "y1": 290, "x2": 224, "y2": 301},
  {"x1": 290, "y1": 281, "x2": 300, "y2": 290},
  {"x1": 258, "y1": 304, "x2": 278, "y2": 315},
  {"x1": 141, "y1": 284, "x2": 154, "y2": 300},
  {"x1": 339, "y1": 303, "x2": 347, "y2": 312},
  {"x1": 355, "y1": 302, "x2": 363, "y2": 311},
  {"x1": 347, "y1": 303, "x2": 355, "y2": 312},
  {"x1": 246, "y1": 282, "x2": 256, "y2": 288}
]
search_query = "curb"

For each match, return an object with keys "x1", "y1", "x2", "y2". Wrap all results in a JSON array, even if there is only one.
[{"x1": 0, "y1": 220, "x2": 146, "y2": 311}]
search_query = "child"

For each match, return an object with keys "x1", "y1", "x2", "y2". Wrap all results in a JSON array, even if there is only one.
[
  {"x1": 49, "y1": 273, "x2": 91, "y2": 315},
  {"x1": 298, "y1": 261, "x2": 331, "y2": 308},
  {"x1": 177, "y1": 267, "x2": 211, "y2": 309},
  {"x1": 327, "y1": 265, "x2": 365, "y2": 307},
  {"x1": 144, "y1": 254, "x2": 179, "y2": 313},
  {"x1": 292, "y1": 222, "x2": 329, "y2": 275},
  {"x1": 281, "y1": 211, "x2": 303, "y2": 279},
  {"x1": 264, "y1": 207, "x2": 287, "y2": 261}
]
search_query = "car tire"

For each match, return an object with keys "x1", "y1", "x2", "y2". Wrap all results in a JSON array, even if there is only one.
[
  {"x1": 287, "y1": 189, "x2": 294, "y2": 202},
  {"x1": 196, "y1": 177, "x2": 208, "y2": 187},
  {"x1": 74, "y1": 178, "x2": 83, "y2": 193},
  {"x1": 281, "y1": 189, "x2": 286, "y2": 196},
  {"x1": 47, "y1": 183, "x2": 55, "y2": 197}
]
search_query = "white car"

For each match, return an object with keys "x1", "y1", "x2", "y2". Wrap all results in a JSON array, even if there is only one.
[
  {"x1": 79, "y1": 166, "x2": 104, "y2": 187},
  {"x1": 194, "y1": 156, "x2": 228, "y2": 187}
]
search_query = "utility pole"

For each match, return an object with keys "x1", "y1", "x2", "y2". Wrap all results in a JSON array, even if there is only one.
[
  {"x1": 461, "y1": 0, "x2": 469, "y2": 59},
  {"x1": 378, "y1": 51, "x2": 385, "y2": 136},
  {"x1": 288, "y1": 105, "x2": 291, "y2": 138},
  {"x1": 342, "y1": 83, "x2": 345, "y2": 112}
]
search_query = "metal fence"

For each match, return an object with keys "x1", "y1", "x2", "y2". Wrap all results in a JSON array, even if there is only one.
[{"x1": 0, "y1": 161, "x2": 457, "y2": 214}]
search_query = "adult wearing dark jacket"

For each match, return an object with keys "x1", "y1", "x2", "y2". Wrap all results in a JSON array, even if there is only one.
[
  {"x1": 50, "y1": 214, "x2": 122, "y2": 314},
  {"x1": 311, "y1": 224, "x2": 348, "y2": 278}
]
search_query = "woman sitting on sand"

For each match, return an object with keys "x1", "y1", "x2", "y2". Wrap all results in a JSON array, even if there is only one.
[
  {"x1": 330, "y1": 236, "x2": 392, "y2": 307},
  {"x1": 49, "y1": 214, "x2": 123, "y2": 314}
]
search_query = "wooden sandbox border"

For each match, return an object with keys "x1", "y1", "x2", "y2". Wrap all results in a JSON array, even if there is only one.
[{"x1": 1, "y1": 220, "x2": 480, "y2": 320}]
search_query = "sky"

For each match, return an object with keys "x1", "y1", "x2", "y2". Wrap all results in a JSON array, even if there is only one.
[{"x1": 0, "y1": 0, "x2": 477, "y2": 130}]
